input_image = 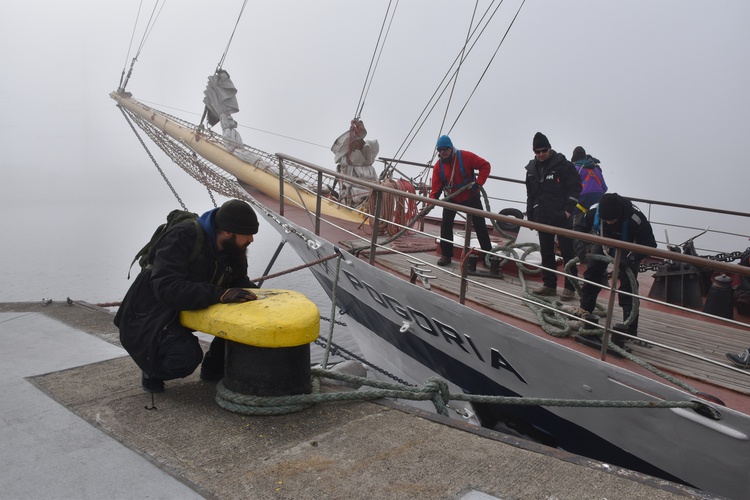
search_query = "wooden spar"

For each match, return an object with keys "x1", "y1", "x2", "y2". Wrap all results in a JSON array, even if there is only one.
[{"x1": 110, "y1": 91, "x2": 367, "y2": 224}]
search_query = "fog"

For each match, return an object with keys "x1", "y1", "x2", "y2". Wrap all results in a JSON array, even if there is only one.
[{"x1": 1, "y1": 0, "x2": 748, "y2": 300}]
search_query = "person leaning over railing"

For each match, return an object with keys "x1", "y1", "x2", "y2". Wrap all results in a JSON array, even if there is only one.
[{"x1": 574, "y1": 193, "x2": 657, "y2": 347}]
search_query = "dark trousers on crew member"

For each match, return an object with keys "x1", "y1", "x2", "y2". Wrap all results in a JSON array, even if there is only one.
[
  {"x1": 440, "y1": 195, "x2": 493, "y2": 257},
  {"x1": 579, "y1": 244, "x2": 639, "y2": 335},
  {"x1": 149, "y1": 325, "x2": 205, "y2": 381},
  {"x1": 538, "y1": 222, "x2": 578, "y2": 291}
]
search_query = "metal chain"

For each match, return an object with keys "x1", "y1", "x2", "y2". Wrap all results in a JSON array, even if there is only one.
[
  {"x1": 313, "y1": 336, "x2": 415, "y2": 387},
  {"x1": 118, "y1": 105, "x2": 187, "y2": 210},
  {"x1": 320, "y1": 315, "x2": 348, "y2": 327},
  {"x1": 638, "y1": 250, "x2": 745, "y2": 273},
  {"x1": 704, "y1": 250, "x2": 745, "y2": 262}
]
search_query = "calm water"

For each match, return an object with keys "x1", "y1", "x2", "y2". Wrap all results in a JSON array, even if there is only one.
[{"x1": 0, "y1": 198, "x2": 358, "y2": 363}]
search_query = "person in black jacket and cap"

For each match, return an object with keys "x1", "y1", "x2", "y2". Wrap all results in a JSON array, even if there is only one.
[
  {"x1": 115, "y1": 198, "x2": 260, "y2": 393},
  {"x1": 573, "y1": 193, "x2": 657, "y2": 345},
  {"x1": 525, "y1": 132, "x2": 582, "y2": 300}
]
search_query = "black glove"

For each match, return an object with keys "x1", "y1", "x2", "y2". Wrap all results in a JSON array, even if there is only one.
[
  {"x1": 220, "y1": 288, "x2": 257, "y2": 303},
  {"x1": 575, "y1": 241, "x2": 587, "y2": 262}
]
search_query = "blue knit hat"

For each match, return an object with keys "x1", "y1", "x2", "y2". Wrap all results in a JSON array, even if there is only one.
[{"x1": 436, "y1": 135, "x2": 454, "y2": 150}]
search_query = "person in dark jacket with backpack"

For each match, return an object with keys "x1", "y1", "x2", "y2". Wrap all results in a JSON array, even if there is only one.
[
  {"x1": 430, "y1": 134, "x2": 493, "y2": 266},
  {"x1": 574, "y1": 193, "x2": 657, "y2": 345},
  {"x1": 525, "y1": 132, "x2": 582, "y2": 300},
  {"x1": 114, "y1": 199, "x2": 260, "y2": 393}
]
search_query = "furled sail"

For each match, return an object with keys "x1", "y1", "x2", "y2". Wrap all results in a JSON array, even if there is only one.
[
  {"x1": 203, "y1": 70, "x2": 239, "y2": 127},
  {"x1": 204, "y1": 70, "x2": 277, "y2": 174},
  {"x1": 331, "y1": 119, "x2": 379, "y2": 206}
]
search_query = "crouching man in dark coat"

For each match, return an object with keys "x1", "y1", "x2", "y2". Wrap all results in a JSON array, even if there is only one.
[
  {"x1": 115, "y1": 199, "x2": 260, "y2": 393},
  {"x1": 574, "y1": 193, "x2": 656, "y2": 345}
]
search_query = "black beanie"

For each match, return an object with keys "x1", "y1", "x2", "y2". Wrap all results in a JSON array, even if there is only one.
[
  {"x1": 533, "y1": 132, "x2": 551, "y2": 150},
  {"x1": 215, "y1": 199, "x2": 259, "y2": 235},
  {"x1": 598, "y1": 193, "x2": 622, "y2": 221},
  {"x1": 571, "y1": 146, "x2": 586, "y2": 163}
]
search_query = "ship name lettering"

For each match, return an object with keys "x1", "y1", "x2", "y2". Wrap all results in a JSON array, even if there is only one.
[{"x1": 342, "y1": 269, "x2": 524, "y2": 382}]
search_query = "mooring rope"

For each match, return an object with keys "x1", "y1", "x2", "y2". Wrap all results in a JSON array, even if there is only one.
[
  {"x1": 510, "y1": 247, "x2": 700, "y2": 395},
  {"x1": 214, "y1": 244, "x2": 710, "y2": 418},
  {"x1": 213, "y1": 367, "x2": 711, "y2": 418}
]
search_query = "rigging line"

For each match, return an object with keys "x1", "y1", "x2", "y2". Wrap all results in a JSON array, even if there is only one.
[
  {"x1": 356, "y1": 0, "x2": 400, "y2": 119},
  {"x1": 119, "y1": 0, "x2": 166, "y2": 91},
  {"x1": 438, "y1": 0, "x2": 480, "y2": 137},
  {"x1": 136, "y1": 0, "x2": 166, "y2": 59},
  {"x1": 217, "y1": 0, "x2": 249, "y2": 71},
  {"x1": 120, "y1": 0, "x2": 146, "y2": 79},
  {"x1": 390, "y1": 1, "x2": 500, "y2": 162},
  {"x1": 137, "y1": 98, "x2": 331, "y2": 150},
  {"x1": 355, "y1": 0, "x2": 397, "y2": 119},
  {"x1": 448, "y1": 0, "x2": 527, "y2": 132},
  {"x1": 235, "y1": 123, "x2": 330, "y2": 150}
]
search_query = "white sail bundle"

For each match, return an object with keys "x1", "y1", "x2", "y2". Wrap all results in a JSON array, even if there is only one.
[
  {"x1": 331, "y1": 119, "x2": 379, "y2": 206},
  {"x1": 204, "y1": 71, "x2": 277, "y2": 174}
]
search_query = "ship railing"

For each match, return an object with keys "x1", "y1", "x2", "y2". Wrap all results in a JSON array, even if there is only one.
[
  {"x1": 468, "y1": 173, "x2": 750, "y2": 258},
  {"x1": 378, "y1": 161, "x2": 750, "y2": 257},
  {"x1": 276, "y1": 153, "x2": 750, "y2": 369}
]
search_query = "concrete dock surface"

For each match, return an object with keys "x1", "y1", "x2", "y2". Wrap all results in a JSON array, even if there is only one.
[{"x1": 0, "y1": 301, "x2": 719, "y2": 499}]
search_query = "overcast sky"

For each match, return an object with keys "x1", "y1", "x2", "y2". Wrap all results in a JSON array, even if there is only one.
[{"x1": 1, "y1": 0, "x2": 748, "y2": 221}]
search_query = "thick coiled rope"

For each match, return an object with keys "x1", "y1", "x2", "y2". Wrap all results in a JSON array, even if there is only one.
[{"x1": 213, "y1": 367, "x2": 712, "y2": 418}]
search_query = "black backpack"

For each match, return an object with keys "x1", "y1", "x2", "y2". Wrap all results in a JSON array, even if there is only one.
[{"x1": 128, "y1": 209, "x2": 204, "y2": 277}]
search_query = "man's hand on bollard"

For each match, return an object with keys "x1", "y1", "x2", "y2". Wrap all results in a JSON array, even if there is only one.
[{"x1": 220, "y1": 288, "x2": 257, "y2": 303}]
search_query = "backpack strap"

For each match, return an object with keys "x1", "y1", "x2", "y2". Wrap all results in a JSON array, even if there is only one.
[
  {"x1": 593, "y1": 207, "x2": 601, "y2": 235},
  {"x1": 128, "y1": 218, "x2": 204, "y2": 279},
  {"x1": 189, "y1": 219, "x2": 204, "y2": 263},
  {"x1": 438, "y1": 150, "x2": 474, "y2": 191},
  {"x1": 128, "y1": 222, "x2": 168, "y2": 278},
  {"x1": 593, "y1": 206, "x2": 631, "y2": 241},
  {"x1": 578, "y1": 164, "x2": 603, "y2": 190}
]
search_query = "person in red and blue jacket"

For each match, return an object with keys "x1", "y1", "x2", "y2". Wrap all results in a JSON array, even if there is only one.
[{"x1": 430, "y1": 135, "x2": 492, "y2": 266}]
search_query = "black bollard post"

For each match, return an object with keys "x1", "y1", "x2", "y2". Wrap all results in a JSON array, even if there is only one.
[{"x1": 703, "y1": 274, "x2": 734, "y2": 319}]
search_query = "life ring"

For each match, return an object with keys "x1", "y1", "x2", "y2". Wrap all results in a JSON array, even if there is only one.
[{"x1": 497, "y1": 208, "x2": 524, "y2": 232}]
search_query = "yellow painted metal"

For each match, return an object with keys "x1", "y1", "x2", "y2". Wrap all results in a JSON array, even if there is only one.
[{"x1": 180, "y1": 289, "x2": 320, "y2": 348}]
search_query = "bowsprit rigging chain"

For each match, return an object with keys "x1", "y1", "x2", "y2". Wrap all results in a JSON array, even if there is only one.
[{"x1": 118, "y1": 105, "x2": 188, "y2": 211}]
